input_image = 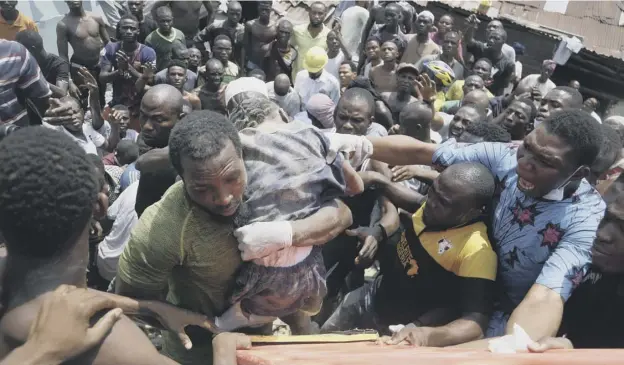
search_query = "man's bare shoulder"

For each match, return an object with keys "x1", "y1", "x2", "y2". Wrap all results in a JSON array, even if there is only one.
[
  {"x1": 88, "y1": 12, "x2": 106, "y2": 25},
  {"x1": 0, "y1": 297, "x2": 165, "y2": 365}
]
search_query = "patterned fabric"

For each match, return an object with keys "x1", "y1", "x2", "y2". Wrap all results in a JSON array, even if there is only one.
[
  {"x1": 0, "y1": 40, "x2": 51, "y2": 126},
  {"x1": 239, "y1": 121, "x2": 347, "y2": 225},
  {"x1": 432, "y1": 140, "x2": 606, "y2": 337},
  {"x1": 232, "y1": 246, "x2": 327, "y2": 317},
  {"x1": 232, "y1": 121, "x2": 348, "y2": 317}
]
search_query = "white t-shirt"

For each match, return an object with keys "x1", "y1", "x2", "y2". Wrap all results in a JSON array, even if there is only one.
[
  {"x1": 97, "y1": 181, "x2": 139, "y2": 281},
  {"x1": 340, "y1": 5, "x2": 369, "y2": 63},
  {"x1": 518, "y1": 74, "x2": 556, "y2": 97},
  {"x1": 325, "y1": 50, "x2": 346, "y2": 81},
  {"x1": 43, "y1": 122, "x2": 104, "y2": 155}
]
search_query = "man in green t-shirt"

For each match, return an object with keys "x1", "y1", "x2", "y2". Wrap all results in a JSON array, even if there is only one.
[{"x1": 145, "y1": 6, "x2": 186, "y2": 71}]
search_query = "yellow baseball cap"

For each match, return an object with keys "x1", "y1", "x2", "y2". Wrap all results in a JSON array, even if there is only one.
[{"x1": 304, "y1": 46, "x2": 328, "y2": 73}]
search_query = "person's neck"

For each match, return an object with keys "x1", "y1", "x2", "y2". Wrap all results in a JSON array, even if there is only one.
[
  {"x1": 382, "y1": 60, "x2": 396, "y2": 70},
  {"x1": 226, "y1": 19, "x2": 238, "y2": 28},
  {"x1": 276, "y1": 40, "x2": 289, "y2": 50},
  {"x1": 396, "y1": 90, "x2": 410, "y2": 101},
  {"x1": 416, "y1": 32, "x2": 428, "y2": 42},
  {"x1": 0, "y1": 8, "x2": 18, "y2": 21},
  {"x1": 384, "y1": 23, "x2": 399, "y2": 33},
  {"x1": 538, "y1": 75, "x2": 549, "y2": 83},
  {"x1": 188, "y1": 65, "x2": 198, "y2": 73},
  {"x1": 308, "y1": 23, "x2": 322, "y2": 33},
  {"x1": 490, "y1": 47, "x2": 503, "y2": 58},
  {"x1": 370, "y1": 57, "x2": 382, "y2": 66},
  {"x1": 159, "y1": 27, "x2": 172, "y2": 36},
  {"x1": 204, "y1": 82, "x2": 220, "y2": 91},
  {"x1": 122, "y1": 40, "x2": 139, "y2": 52},
  {"x1": 34, "y1": 50, "x2": 47, "y2": 65},
  {"x1": 440, "y1": 52, "x2": 454, "y2": 64},
  {"x1": 327, "y1": 48, "x2": 339, "y2": 58},
  {"x1": 69, "y1": 8, "x2": 85, "y2": 17},
  {"x1": 416, "y1": 132, "x2": 431, "y2": 143},
  {"x1": 258, "y1": 17, "x2": 270, "y2": 26},
  {"x1": 4, "y1": 243, "x2": 88, "y2": 310}
]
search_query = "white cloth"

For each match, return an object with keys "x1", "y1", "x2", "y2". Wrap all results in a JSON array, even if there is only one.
[
  {"x1": 266, "y1": 82, "x2": 303, "y2": 117},
  {"x1": 340, "y1": 5, "x2": 369, "y2": 62},
  {"x1": 591, "y1": 111, "x2": 602, "y2": 124},
  {"x1": 553, "y1": 37, "x2": 583, "y2": 65},
  {"x1": 294, "y1": 70, "x2": 341, "y2": 105},
  {"x1": 43, "y1": 122, "x2": 102, "y2": 155},
  {"x1": 502, "y1": 43, "x2": 516, "y2": 63},
  {"x1": 97, "y1": 181, "x2": 139, "y2": 282},
  {"x1": 225, "y1": 77, "x2": 268, "y2": 106},
  {"x1": 435, "y1": 112, "x2": 454, "y2": 141},
  {"x1": 325, "y1": 50, "x2": 346, "y2": 81},
  {"x1": 514, "y1": 61, "x2": 523, "y2": 80},
  {"x1": 518, "y1": 74, "x2": 556, "y2": 98}
]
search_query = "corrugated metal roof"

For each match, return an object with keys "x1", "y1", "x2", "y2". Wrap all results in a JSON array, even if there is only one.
[
  {"x1": 498, "y1": 1, "x2": 624, "y2": 58},
  {"x1": 429, "y1": 0, "x2": 624, "y2": 58}
]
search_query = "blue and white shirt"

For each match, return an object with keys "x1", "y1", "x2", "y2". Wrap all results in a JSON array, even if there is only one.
[{"x1": 432, "y1": 140, "x2": 605, "y2": 336}]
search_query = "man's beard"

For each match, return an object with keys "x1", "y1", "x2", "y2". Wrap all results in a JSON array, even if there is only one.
[{"x1": 206, "y1": 200, "x2": 252, "y2": 228}]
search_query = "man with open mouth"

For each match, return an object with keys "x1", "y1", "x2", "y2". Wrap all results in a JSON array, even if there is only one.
[{"x1": 347, "y1": 108, "x2": 606, "y2": 348}]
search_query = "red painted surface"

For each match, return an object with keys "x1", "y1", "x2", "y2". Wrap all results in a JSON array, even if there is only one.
[{"x1": 242, "y1": 342, "x2": 624, "y2": 365}]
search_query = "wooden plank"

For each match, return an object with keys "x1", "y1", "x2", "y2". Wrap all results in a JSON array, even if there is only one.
[{"x1": 251, "y1": 333, "x2": 379, "y2": 344}]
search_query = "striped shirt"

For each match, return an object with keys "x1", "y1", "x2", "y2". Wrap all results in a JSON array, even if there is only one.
[{"x1": 0, "y1": 40, "x2": 51, "y2": 126}]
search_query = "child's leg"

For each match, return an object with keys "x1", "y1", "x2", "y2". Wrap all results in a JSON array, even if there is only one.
[
  {"x1": 281, "y1": 311, "x2": 319, "y2": 335},
  {"x1": 214, "y1": 301, "x2": 277, "y2": 332},
  {"x1": 343, "y1": 160, "x2": 364, "y2": 196}
]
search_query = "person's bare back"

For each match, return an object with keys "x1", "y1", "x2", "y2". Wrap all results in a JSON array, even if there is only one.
[
  {"x1": 0, "y1": 295, "x2": 176, "y2": 365},
  {"x1": 56, "y1": 10, "x2": 108, "y2": 66}
]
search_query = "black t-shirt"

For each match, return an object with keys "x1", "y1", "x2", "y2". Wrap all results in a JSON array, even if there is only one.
[
  {"x1": 40, "y1": 53, "x2": 70, "y2": 85},
  {"x1": 561, "y1": 268, "x2": 624, "y2": 348},
  {"x1": 467, "y1": 41, "x2": 514, "y2": 96},
  {"x1": 374, "y1": 213, "x2": 495, "y2": 325}
]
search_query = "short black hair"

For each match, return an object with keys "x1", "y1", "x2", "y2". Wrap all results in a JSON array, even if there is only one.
[
  {"x1": 86, "y1": 154, "x2": 106, "y2": 191},
  {"x1": 167, "y1": 59, "x2": 188, "y2": 71},
  {"x1": 248, "y1": 68, "x2": 266, "y2": 80},
  {"x1": 112, "y1": 104, "x2": 129, "y2": 112},
  {"x1": 592, "y1": 124, "x2": 622, "y2": 178},
  {"x1": 0, "y1": 127, "x2": 97, "y2": 258},
  {"x1": 444, "y1": 162, "x2": 495, "y2": 207},
  {"x1": 340, "y1": 60, "x2": 357, "y2": 73},
  {"x1": 116, "y1": 140, "x2": 139, "y2": 165},
  {"x1": 514, "y1": 97, "x2": 538, "y2": 121},
  {"x1": 119, "y1": 13, "x2": 139, "y2": 25},
  {"x1": 338, "y1": 87, "x2": 375, "y2": 116},
  {"x1": 464, "y1": 122, "x2": 511, "y2": 143},
  {"x1": 15, "y1": 29, "x2": 43, "y2": 50},
  {"x1": 552, "y1": 86, "x2": 583, "y2": 108},
  {"x1": 474, "y1": 57, "x2": 493, "y2": 69},
  {"x1": 169, "y1": 111, "x2": 243, "y2": 175},
  {"x1": 214, "y1": 34, "x2": 232, "y2": 44},
  {"x1": 543, "y1": 109, "x2": 602, "y2": 167}
]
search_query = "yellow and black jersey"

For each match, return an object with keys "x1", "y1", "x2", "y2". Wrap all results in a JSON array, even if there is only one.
[{"x1": 375, "y1": 204, "x2": 497, "y2": 325}]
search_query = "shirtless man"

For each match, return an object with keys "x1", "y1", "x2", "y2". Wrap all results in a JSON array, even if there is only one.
[
  {"x1": 57, "y1": 0, "x2": 110, "y2": 106},
  {"x1": 242, "y1": 1, "x2": 276, "y2": 74},
  {"x1": 0, "y1": 126, "x2": 190, "y2": 365},
  {"x1": 381, "y1": 63, "x2": 419, "y2": 124},
  {"x1": 194, "y1": 1, "x2": 244, "y2": 62},
  {"x1": 152, "y1": 1, "x2": 213, "y2": 47},
  {"x1": 166, "y1": 59, "x2": 201, "y2": 110},
  {"x1": 197, "y1": 58, "x2": 226, "y2": 115}
]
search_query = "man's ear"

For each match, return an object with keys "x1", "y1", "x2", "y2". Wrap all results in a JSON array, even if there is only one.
[{"x1": 92, "y1": 192, "x2": 108, "y2": 220}]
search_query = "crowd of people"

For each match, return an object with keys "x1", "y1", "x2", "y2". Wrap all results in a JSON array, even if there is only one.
[{"x1": 1, "y1": 0, "x2": 624, "y2": 364}]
